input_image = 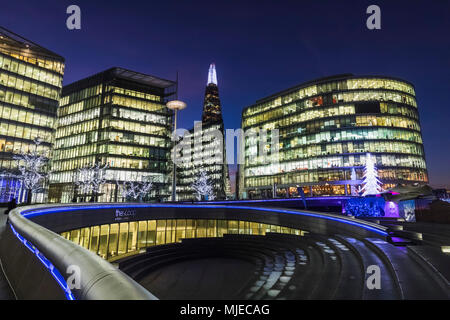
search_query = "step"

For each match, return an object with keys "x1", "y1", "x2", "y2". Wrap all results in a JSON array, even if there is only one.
[
  {"x1": 279, "y1": 242, "x2": 324, "y2": 300},
  {"x1": 335, "y1": 235, "x2": 401, "y2": 299},
  {"x1": 407, "y1": 246, "x2": 450, "y2": 297},
  {"x1": 304, "y1": 237, "x2": 341, "y2": 299},
  {"x1": 323, "y1": 236, "x2": 364, "y2": 299},
  {"x1": 363, "y1": 238, "x2": 448, "y2": 299},
  {"x1": 387, "y1": 236, "x2": 415, "y2": 246}
]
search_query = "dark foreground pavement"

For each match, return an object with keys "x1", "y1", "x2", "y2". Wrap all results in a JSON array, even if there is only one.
[{"x1": 0, "y1": 209, "x2": 15, "y2": 300}]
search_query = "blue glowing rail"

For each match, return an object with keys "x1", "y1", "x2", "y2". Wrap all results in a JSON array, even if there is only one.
[
  {"x1": 9, "y1": 224, "x2": 75, "y2": 300},
  {"x1": 21, "y1": 203, "x2": 388, "y2": 237}
]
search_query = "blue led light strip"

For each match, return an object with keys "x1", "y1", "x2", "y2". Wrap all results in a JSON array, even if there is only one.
[
  {"x1": 9, "y1": 224, "x2": 75, "y2": 300},
  {"x1": 21, "y1": 203, "x2": 388, "y2": 236},
  {"x1": 188, "y1": 196, "x2": 350, "y2": 205}
]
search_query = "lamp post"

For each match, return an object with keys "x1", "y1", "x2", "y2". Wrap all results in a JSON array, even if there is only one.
[{"x1": 166, "y1": 100, "x2": 187, "y2": 202}]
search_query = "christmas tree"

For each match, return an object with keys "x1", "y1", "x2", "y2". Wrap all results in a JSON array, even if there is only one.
[{"x1": 361, "y1": 153, "x2": 383, "y2": 196}]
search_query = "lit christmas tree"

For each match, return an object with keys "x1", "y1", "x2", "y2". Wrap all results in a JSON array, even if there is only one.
[
  {"x1": 191, "y1": 171, "x2": 215, "y2": 201},
  {"x1": 361, "y1": 153, "x2": 383, "y2": 196}
]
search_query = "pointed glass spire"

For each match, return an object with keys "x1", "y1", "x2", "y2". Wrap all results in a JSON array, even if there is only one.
[
  {"x1": 207, "y1": 63, "x2": 218, "y2": 86},
  {"x1": 202, "y1": 63, "x2": 222, "y2": 124}
]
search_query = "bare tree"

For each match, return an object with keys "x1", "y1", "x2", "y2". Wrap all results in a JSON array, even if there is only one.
[
  {"x1": 12, "y1": 137, "x2": 49, "y2": 204},
  {"x1": 117, "y1": 177, "x2": 153, "y2": 202},
  {"x1": 75, "y1": 163, "x2": 108, "y2": 202},
  {"x1": 191, "y1": 171, "x2": 216, "y2": 201}
]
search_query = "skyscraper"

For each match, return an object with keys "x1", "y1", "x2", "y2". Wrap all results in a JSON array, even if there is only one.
[
  {"x1": 175, "y1": 64, "x2": 231, "y2": 200},
  {"x1": 201, "y1": 63, "x2": 223, "y2": 124},
  {"x1": 0, "y1": 27, "x2": 65, "y2": 203}
]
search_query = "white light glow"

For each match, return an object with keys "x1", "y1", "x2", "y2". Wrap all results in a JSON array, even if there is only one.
[{"x1": 207, "y1": 63, "x2": 218, "y2": 85}]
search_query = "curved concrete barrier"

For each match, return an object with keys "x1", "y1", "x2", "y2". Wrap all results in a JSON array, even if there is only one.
[
  {"x1": 0, "y1": 203, "x2": 389, "y2": 300},
  {"x1": 0, "y1": 205, "x2": 157, "y2": 300},
  {"x1": 22, "y1": 203, "x2": 389, "y2": 239}
]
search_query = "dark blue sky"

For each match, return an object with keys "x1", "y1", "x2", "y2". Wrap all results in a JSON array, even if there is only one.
[{"x1": 1, "y1": 0, "x2": 449, "y2": 188}]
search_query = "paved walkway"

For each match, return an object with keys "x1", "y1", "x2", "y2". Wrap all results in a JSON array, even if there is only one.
[{"x1": 0, "y1": 209, "x2": 15, "y2": 300}]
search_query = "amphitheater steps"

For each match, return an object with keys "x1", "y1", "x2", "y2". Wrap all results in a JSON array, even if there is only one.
[
  {"x1": 322, "y1": 237, "x2": 364, "y2": 299},
  {"x1": 118, "y1": 233, "x2": 449, "y2": 300},
  {"x1": 303, "y1": 236, "x2": 341, "y2": 300}
]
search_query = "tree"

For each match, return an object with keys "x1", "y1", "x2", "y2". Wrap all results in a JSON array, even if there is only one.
[
  {"x1": 117, "y1": 178, "x2": 153, "y2": 202},
  {"x1": 361, "y1": 153, "x2": 383, "y2": 196},
  {"x1": 191, "y1": 171, "x2": 215, "y2": 201},
  {"x1": 75, "y1": 163, "x2": 108, "y2": 202},
  {"x1": 12, "y1": 137, "x2": 49, "y2": 204}
]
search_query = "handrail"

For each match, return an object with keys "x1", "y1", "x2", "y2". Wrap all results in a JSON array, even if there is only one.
[{"x1": 7, "y1": 205, "x2": 157, "y2": 300}]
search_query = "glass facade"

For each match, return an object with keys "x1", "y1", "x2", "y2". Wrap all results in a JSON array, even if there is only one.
[
  {"x1": 175, "y1": 64, "x2": 231, "y2": 200},
  {"x1": 0, "y1": 27, "x2": 65, "y2": 202},
  {"x1": 239, "y1": 74, "x2": 428, "y2": 198},
  {"x1": 49, "y1": 68, "x2": 176, "y2": 203},
  {"x1": 60, "y1": 218, "x2": 305, "y2": 261},
  {"x1": 175, "y1": 122, "x2": 231, "y2": 200}
]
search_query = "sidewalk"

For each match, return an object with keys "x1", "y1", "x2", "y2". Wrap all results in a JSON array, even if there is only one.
[{"x1": 0, "y1": 209, "x2": 15, "y2": 300}]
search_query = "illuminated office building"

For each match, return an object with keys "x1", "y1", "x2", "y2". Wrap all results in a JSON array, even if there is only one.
[
  {"x1": 175, "y1": 64, "x2": 231, "y2": 200},
  {"x1": 239, "y1": 74, "x2": 428, "y2": 199},
  {"x1": 49, "y1": 67, "x2": 176, "y2": 203},
  {"x1": 0, "y1": 27, "x2": 65, "y2": 202}
]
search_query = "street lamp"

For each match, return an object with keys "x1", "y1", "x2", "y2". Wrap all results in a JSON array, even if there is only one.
[{"x1": 166, "y1": 100, "x2": 187, "y2": 202}]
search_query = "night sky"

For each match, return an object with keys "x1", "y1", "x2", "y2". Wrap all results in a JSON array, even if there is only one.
[{"x1": 1, "y1": 0, "x2": 449, "y2": 188}]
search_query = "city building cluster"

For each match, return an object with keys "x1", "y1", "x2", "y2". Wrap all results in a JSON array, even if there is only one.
[{"x1": 0, "y1": 26, "x2": 428, "y2": 204}]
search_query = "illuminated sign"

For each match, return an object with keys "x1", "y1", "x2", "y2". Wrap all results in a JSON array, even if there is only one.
[{"x1": 114, "y1": 208, "x2": 136, "y2": 221}]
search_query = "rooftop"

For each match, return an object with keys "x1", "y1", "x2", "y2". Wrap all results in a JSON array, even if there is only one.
[
  {"x1": 112, "y1": 67, "x2": 176, "y2": 89},
  {"x1": 0, "y1": 26, "x2": 64, "y2": 62},
  {"x1": 252, "y1": 73, "x2": 415, "y2": 106},
  {"x1": 62, "y1": 67, "x2": 177, "y2": 95}
]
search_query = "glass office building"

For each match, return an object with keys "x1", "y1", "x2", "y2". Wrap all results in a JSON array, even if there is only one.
[
  {"x1": 60, "y1": 218, "x2": 305, "y2": 261},
  {"x1": 175, "y1": 121, "x2": 231, "y2": 200},
  {"x1": 175, "y1": 64, "x2": 231, "y2": 200},
  {"x1": 239, "y1": 74, "x2": 428, "y2": 199},
  {"x1": 0, "y1": 27, "x2": 65, "y2": 203},
  {"x1": 49, "y1": 67, "x2": 176, "y2": 203}
]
